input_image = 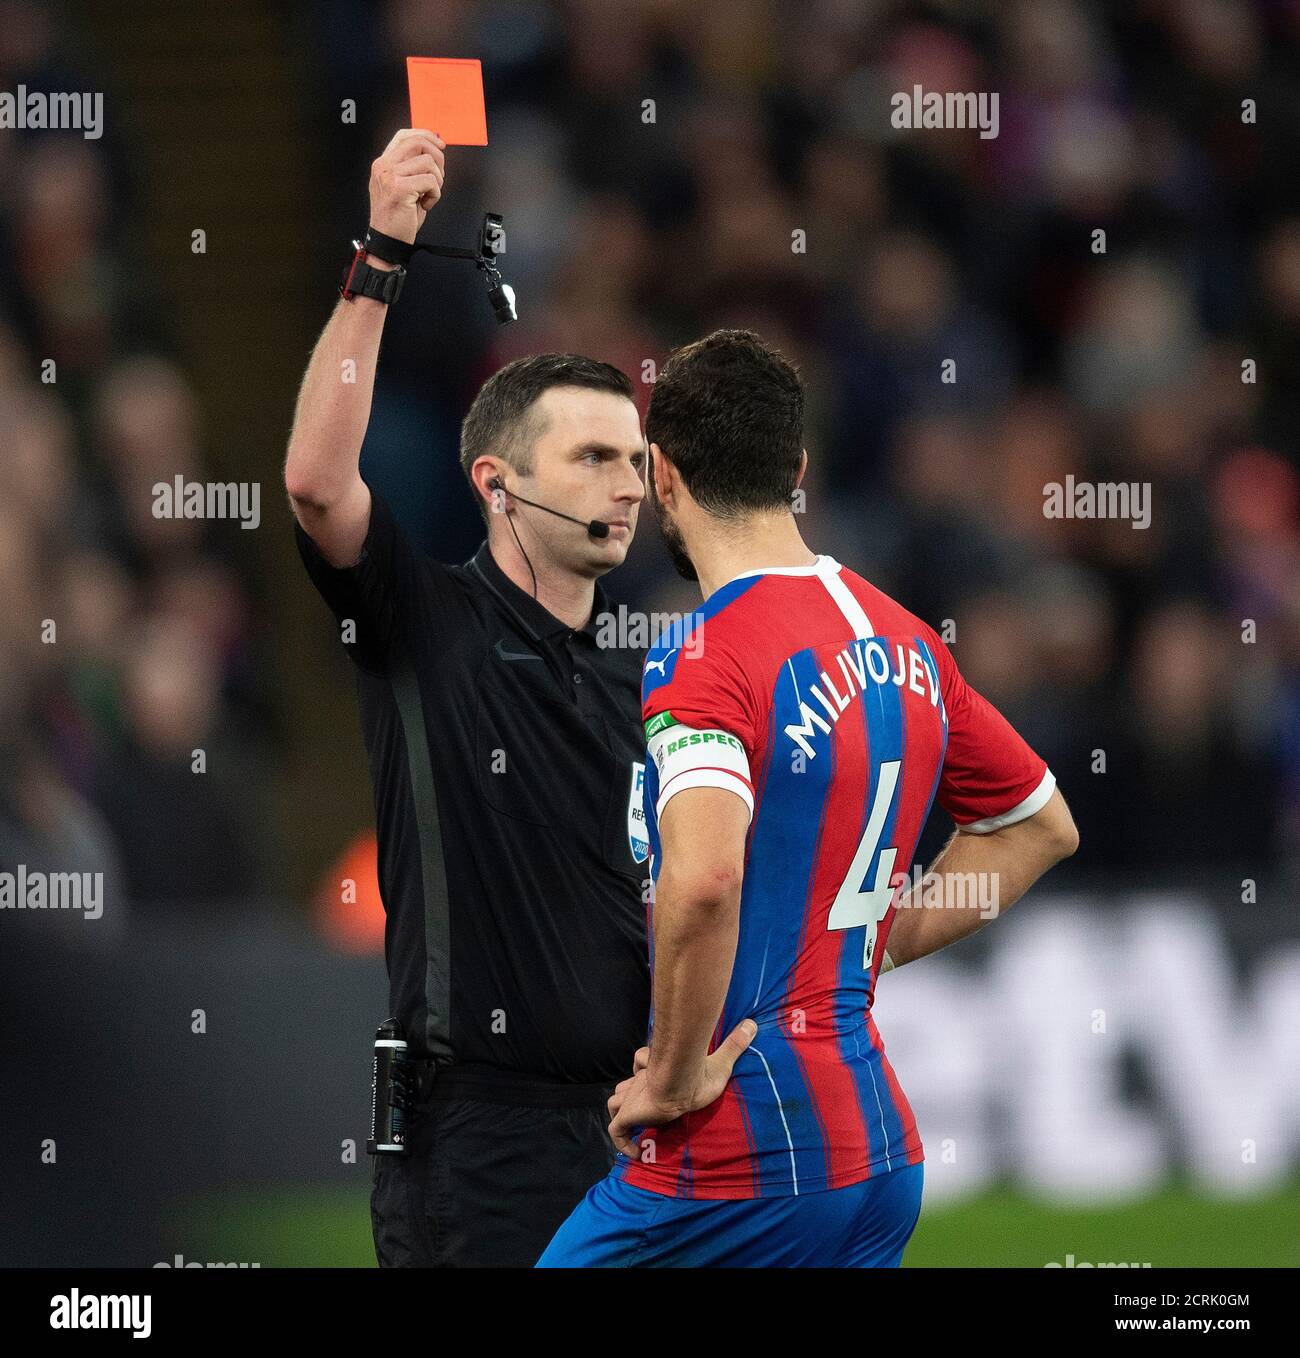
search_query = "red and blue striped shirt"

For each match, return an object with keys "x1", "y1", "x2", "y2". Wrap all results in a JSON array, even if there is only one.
[{"x1": 618, "y1": 555, "x2": 1053, "y2": 1199}]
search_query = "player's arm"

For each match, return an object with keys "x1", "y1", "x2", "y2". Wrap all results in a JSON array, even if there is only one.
[
  {"x1": 609, "y1": 783, "x2": 756, "y2": 1155},
  {"x1": 283, "y1": 128, "x2": 445, "y2": 567},
  {"x1": 883, "y1": 786, "x2": 1078, "y2": 969},
  {"x1": 641, "y1": 786, "x2": 752, "y2": 1109},
  {"x1": 609, "y1": 652, "x2": 762, "y2": 1154},
  {"x1": 881, "y1": 630, "x2": 1078, "y2": 972},
  {"x1": 607, "y1": 764, "x2": 758, "y2": 1156}
]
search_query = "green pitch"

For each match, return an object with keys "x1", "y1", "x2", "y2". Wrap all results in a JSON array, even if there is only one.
[{"x1": 169, "y1": 1177, "x2": 1300, "y2": 1267}]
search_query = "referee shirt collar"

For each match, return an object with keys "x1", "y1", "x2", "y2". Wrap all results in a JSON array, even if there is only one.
[{"x1": 469, "y1": 541, "x2": 612, "y2": 642}]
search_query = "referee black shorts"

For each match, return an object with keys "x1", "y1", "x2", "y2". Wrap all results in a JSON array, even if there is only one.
[{"x1": 370, "y1": 1065, "x2": 617, "y2": 1268}]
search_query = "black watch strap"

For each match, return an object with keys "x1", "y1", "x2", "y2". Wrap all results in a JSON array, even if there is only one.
[{"x1": 339, "y1": 243, "x2": 406, "y2": 305}]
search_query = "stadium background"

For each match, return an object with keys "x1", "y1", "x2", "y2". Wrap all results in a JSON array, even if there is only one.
[{"x1": 1, "y1": 0, "x2": 1298, "y2": 1266}]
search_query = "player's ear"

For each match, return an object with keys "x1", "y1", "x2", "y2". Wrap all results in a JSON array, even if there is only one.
[
  {"x1": 649, "y1": 442, "x2": 675, "y2": 505},
  {"x1": 795, "y1": 448, "x2": 808, "y2": 489}
]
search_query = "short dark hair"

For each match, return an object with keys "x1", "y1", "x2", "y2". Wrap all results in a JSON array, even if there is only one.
[
  {"x1": 645, "y1": 329, "x2": 804, "y2": 517},
  {"x1": 460, "y1": 353, "x2": 635, "y2": 520}
]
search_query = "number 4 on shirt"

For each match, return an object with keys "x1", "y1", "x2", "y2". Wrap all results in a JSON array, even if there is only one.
[{"x1": 826, "y1": 760, "x2": 901, "y2": 969}]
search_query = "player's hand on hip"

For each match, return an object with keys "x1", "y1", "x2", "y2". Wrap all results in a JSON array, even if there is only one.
[
  {"x1": 369, "y1": 128, "x2": 446, "y2": 244},
  {"x1": 607, "y1": 1020, "x2": 757, "y2": 1158},
  {"x1": 607, "y1": 1070, "x2": 678, "y2": 1159},
  {"x1": 689, "y1": 1018, "x2": 759, "y2": 1110}
]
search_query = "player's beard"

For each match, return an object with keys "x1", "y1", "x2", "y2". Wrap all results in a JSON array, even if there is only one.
[{"x1": 648, "y1": 468, "x2": 698, "y2": 582}]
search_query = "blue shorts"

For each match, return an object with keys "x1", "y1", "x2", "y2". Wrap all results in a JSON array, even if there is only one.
[{"x1": 536, "y1": 1160, "x2": 923, "y2": 1268}]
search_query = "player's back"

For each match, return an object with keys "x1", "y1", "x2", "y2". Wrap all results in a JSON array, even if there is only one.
[{"x1": 625, "y1": 555, "x2": 1053, "y2": 1200}]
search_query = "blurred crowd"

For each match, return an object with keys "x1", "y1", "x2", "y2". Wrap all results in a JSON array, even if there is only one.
[
  {"x1": 318, "y1": 0, "x2": 1300, "y2": 883},
  {"x1": 0, "y1": 2, "x2": 276, "y2": 917},
  {"x1": 3, "y1": 0, "x2": 1299, "y2": 923}
]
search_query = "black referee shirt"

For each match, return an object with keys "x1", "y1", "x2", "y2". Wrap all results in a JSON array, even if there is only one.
[{"x1": 295, "y1": 489, "x2": 650, "y2": 1084}]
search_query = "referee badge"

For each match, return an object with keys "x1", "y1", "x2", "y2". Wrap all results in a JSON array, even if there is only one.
[{"x1": 627, "y1": 761, "x2": 649, "y2": 863}]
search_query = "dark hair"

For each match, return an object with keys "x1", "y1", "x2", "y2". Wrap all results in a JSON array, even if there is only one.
[
  {"x1": 645, "y1": 329, "x2": 804, "y2": 517},
  {"x1": 459, "y1": 353, "x2": 635, "y2": 520}
]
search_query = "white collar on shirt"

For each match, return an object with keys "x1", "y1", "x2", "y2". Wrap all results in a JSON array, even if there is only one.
[{"x1": 723, "y1": 554, "x2": 841, "y2": 587}]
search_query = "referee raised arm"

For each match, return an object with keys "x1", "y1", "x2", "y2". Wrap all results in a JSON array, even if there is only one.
[{"x1": 284, "y1": 129, "x2": 650, "y2": 1267}]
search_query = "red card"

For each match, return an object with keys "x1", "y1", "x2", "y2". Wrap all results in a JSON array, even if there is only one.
[{"x1": 406, "y1": 57, "x2": 488, "y2": 145}]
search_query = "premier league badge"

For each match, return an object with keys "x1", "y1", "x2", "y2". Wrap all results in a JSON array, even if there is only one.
[{"x1": 627, "y1": 761, "x2": 649, "y2": 863}]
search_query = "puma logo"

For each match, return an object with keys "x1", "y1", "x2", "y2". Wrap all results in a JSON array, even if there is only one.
[{"x1": 645, "y1": 648, "x2": 678, "y2": 678}]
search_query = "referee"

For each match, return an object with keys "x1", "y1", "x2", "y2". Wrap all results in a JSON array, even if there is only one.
[{"x1": 284, "y1": 129, "x2": 650, "y2": 1266}]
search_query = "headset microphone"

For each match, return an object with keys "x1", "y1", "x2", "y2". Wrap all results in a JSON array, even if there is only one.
[{"x1": 488, "y1": 478, "x2": 611, "y2": 539}]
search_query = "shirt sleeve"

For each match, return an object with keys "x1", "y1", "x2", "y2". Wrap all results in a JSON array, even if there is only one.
[
  {"x1": 643, "y1": 631, "x2": 760, "y2": 824},
  {"x1": 928, "y1": 631, "x2": 1056, "y2": 833},
  {"x1": 294, "y1": 487, "x2": 436, "y2": 674}
]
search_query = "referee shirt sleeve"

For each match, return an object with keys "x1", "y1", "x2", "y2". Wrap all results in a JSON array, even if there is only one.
[{"x1": 294, "y1": 487, "x2": 437, "y2": 673}]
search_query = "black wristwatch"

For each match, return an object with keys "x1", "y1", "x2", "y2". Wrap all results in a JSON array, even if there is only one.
[{"x1": 339, "y1": 238, "x2": 407, "y2": 304}]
